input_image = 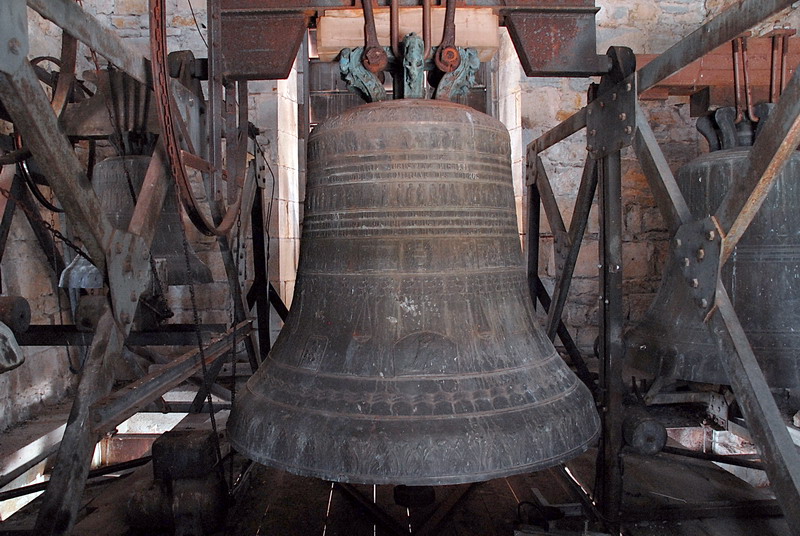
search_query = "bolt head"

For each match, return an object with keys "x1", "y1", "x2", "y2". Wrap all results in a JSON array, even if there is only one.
[
  {"x1": 690, "y1": 278, "x2": 699, "y2": 288},
  {"x1": 624, "y1": 126, "x2": 633, "y2": 135},
  {"x1": 696, "y1": 248, "x2": 705, "y2": 261},
  {"x1": 683, "y1": 257, "x2": 691, "y2": 267},
  {"x1": 619, "y1": 113, "x2": 627, "y2": 121},
  {"x1": 675, "y1": 238, "x2": 682, "y2": 247},
  {"x1": 706, "y1": 230, "x2": 716, "y2": 241},
  {"x1": 700, "y1": 298, "x2": 709, "y2": 308}
]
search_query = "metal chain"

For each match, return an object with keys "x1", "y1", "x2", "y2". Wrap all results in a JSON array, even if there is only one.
[{"x1": 0, "y1": 183, "x2": 95, "y2": 266}]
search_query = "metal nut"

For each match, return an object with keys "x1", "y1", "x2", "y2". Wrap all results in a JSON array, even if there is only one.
[
  {"x1": 706, "y1": 230, "x2": 716, "y2": 241},
  {"x1": 696, "y1": 248, "x2": 705, "y2": 261},
  {"x1": 624, "y1": 126, "x2": 633, "y2": 135},
  {"x1": 619, "y1": 113, "x2": 627, "y2": 121}
]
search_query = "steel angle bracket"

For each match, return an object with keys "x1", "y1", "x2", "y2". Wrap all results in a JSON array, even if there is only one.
[
  {"x1": 671, "y1": 217, "x2": 722, "y2": 317},
  {"x1": 586, "y1": 74, "x2": 636, "y2": 159}
]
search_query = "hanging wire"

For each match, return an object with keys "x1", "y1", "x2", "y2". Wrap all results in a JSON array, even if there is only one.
[{"x1": 187, "y1": 0, "x2": 209, "y2": 49}]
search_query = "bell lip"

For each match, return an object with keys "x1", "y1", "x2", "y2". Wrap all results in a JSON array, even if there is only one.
[{"x1": 228, "y1": 427, "x2": 600, "y2": 486}]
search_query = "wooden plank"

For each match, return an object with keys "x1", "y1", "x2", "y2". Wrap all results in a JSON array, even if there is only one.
[{"x1": 316, "y1": 7, "x2": 499, "y2": 62}]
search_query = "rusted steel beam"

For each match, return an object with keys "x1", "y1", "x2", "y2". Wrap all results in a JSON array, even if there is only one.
[
  {"x1": 528, "y1": 108, "x2": 587, "y2": 157},
  {"x1": 637, "y1": 0, "x2": 796, "y2": 94},
  {"x1": 596, "y1": 150, "x2": 624, "y2": 530},
  {"x1": 545, "y1": 157, "x2": 597, "y2": 342},
  {"x1": 633, "y1": 101, "x2": 693, "y2": 232},
  {"x1": 714, "y1": 65, "x2": 800, "y2": 264},
  {"x1": 712, "y1": 283, "x2": 800, "y2": 529},
  {"x1": 637, "y1": 36, "x2": 800, "y2": 101}
]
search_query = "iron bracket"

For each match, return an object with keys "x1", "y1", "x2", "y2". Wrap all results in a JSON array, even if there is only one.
[
  {"x1": 586, "y1": 74, "x2": 636, "y2": 159},
  {"x1": 339, "y1": 47, "x2": 387, "y2": 103},
  {"x1": 671, "y1": 217, "x2": 722, "y2": 317},
  {"x1": 435, "y1": 48, "x2": 480, "y2": 101}
]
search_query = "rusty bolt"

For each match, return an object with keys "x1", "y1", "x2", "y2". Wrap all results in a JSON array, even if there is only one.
[
  {"x1": 115, "y1": 242, "x2": 123, "y2": 254},
  {"x1": 619, "y1": 113, "x2": 627, "y2": 121},
  {"x1": 683, "y1": 257, "x2": 691, "y2": 267},
  {"x1": 130, "y1": 290, "x2": 137, "y2": 302},
  {"x1": 624, "y1": 126, "x2": 633, "y2": 135},
  {"x1": 696, "y1": 248, "x2": 705, "y2": 260},
  {"x1": 690, "y1": 278, "x2": 699, "y2": 288},
  {"x1": 7, "y1": 39, "x2": 21, "y2": 55},
  {"x1": 121, "y1": 312, "x2": 131, "y2": 324},
  {"x1": 590, "y1": 129, "x2": 597, "y2": 136},
  {"x1": 706, "y1": 230, "x2": 716, "y2": 241},
  {"x1": 587, "y1": 145, "x2": 594, "y2": 152},
  {"x1": 124, "y1": 258, "x2": 133, "y2": 273}
]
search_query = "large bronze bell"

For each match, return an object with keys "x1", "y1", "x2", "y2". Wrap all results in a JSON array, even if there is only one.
[
  {"x1": 229, "y1": 100, "x2": 600, "y2": 485},
  {"x1": 92, "y1": 155, "x2": 213, "y2": 285},
  {"x1": 627, "y1": 146, "x2": 800, "y2": 388}
]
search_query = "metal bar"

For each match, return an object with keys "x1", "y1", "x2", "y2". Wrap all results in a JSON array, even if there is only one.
[
  {"x1": 0, "y1": 59, "x2": 111, "y2": 270},
  {"x1": 251, "y1": 184, "x2": 271, "y2": 358},
  {"x1": 715, "y1": 64, "x2": 800, "y2": 264},
  {"x1": 633, "y1": 102, "x2": 693, "y2": 231},
  {"x1": 532, "y1": 276, "x2": 594, "y2": 389},
  {"x1": 555, "y1": 465, "x2": 602, "y2": 523},
  {"x1": 637, "y1": 0, "x2": 795, "y2": 94},
  {"x1": 16, "y1": 176, "x2": 66, "y2": 277},
  {"x1": 90, "y1": 321, "x2": 253, "y2": 435},
  {"x1": 545, "y1": 157, "x2": 597, "y2": 341},
  {"x1": 334, "y1": 483, "x2": 408, "y2": 536},
  {"x1": 622, "y1": 499, "x2": 781, "y2": 522},
  {"x1": 659, "y1": 446, "x2": 764, "y2": 470},
  {"x1": 15, "y1": 324, "x2": 226, "y2": 346},
  {"x1": 526, "y1": 179, "x2": 540, "y2": 310},
  {"x1": 208, "y1": 0, "x2": 225, "y2": 203},
  {"x1": 530, "y1": 108, "x2": 587, "y2": 156},
  {"x1": 532, "y1": 156, "x2": 567, "y2": 237},
  {"x1": 0, "y1": 169, "x2": 19, "y2": 270},
  {"x1": 596, "y1": 150, "x2": 624, "y2": 529},
  {"x1": 0, "y1": 456, "x2": 152, "y2": 502},
  {"x1": 34, "y1": 310, "x2": 123, "y2": 535},
  {"x1": 26, "y1": 0, "x2": 150, "y2": 85},
  {"x1": 269, "y1": 282, "x2": 290, "y2": 321},
  {"x1": 188, "y1": 350, "x2": 230, "y2": 412},
  {"x1": 712, "y1": 282, "x2": 800, "y2": 527}
]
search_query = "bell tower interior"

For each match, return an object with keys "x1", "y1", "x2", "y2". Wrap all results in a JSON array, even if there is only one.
[{"x1": 1, "y1": 1, "x2": 800, "y2": 535}]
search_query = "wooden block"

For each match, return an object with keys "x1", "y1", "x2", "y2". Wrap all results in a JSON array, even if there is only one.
[{"x1": 316, "y1": 7, "x2": 499, "y2": 63}]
